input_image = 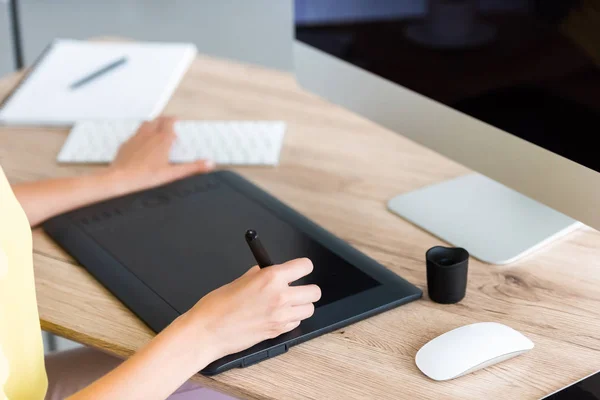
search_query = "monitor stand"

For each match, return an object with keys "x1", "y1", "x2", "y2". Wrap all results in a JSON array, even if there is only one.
[{"x1": 387, "y1": 174, "x2": 581, "y2": 264}]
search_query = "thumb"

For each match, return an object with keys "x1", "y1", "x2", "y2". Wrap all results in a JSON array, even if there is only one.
[{"x1": 160, "y1": 160, "x2": 215, "y2": 182}]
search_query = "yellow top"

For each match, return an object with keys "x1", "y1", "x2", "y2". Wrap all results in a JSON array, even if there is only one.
[{"x1": 0, "y1": 167, "x2": 47, "y2": 399}]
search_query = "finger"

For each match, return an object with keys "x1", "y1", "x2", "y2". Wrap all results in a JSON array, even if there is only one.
[
  {"x1": 156, "y1": 127, "x2": 177, "y2": 146},
  {"x1": 157, "y1": 116, "x2": 176, "y2": 134},
  {"x1": 242, "y1": 265, "x2": 261, "y2": 277},
  {"x1": 159, "y1": 160, "x2": 215, "y2": 183},
  {"x1": 141, "y1": 132, "x2": 175, "y2": 160},
  {"x1": 289, "y1": 303, "x2": 315, "y2": 321},
  {"x1": 281, "y1": 320, "x2": 301, "y2": 334},
  {"x1": 274, "y1": 258, "x2": 314, "y2": 284},
  {"x1": 138, "y1": 119, "x2": 160, "y2": 135},
  {"x1": 286, "y1": 284, "x2": 321, "y2": 305}
]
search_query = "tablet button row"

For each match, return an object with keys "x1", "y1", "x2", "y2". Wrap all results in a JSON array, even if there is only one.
[
  {"x1": 268, "y1": 344, "x2": 288, "y2": 358},
  {"x1": 242, "y1": 344, "x2": 288, "y2": 368},
  {"x1": 242, "y1": 351, "x2": 268, "y2": 367}
]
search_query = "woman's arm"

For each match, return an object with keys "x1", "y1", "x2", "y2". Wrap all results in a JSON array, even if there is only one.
[
  {"x1": 13, "y1": 117, "x2": 214, "y2": 226},
  {"x1": 11, "y1": 115, "x2": 321, "y2": 399},
  {"x1": 69, "y1": 259, "x2": 320, "y2": 400}
]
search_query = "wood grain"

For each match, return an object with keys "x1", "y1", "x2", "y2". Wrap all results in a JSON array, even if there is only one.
[{"x1": 1, "y1": 51, "x2": 599, "y2": 400}]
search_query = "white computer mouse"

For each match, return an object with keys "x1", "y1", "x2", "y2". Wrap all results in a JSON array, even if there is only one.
[{"x1": 415, "y1": 322, "x2": 534, "y2": 381}]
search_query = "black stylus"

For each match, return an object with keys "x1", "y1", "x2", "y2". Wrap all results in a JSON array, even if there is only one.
[{"x1": 245, "y1": 229, "x2": 273, "y2": 268}]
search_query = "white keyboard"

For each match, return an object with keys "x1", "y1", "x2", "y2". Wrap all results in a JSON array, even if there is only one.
[{"x1": 57, "y1": 120, "x2": 286, "y2": 165}]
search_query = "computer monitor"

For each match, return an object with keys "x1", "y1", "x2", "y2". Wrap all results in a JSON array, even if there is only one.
[{"x1": 293, "y1": 1, "x2": 600, "y2": 264}]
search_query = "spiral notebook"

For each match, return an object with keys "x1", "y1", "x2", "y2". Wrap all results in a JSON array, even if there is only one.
[{"x1": 0, "y1": 39, "x2": 197, "y2": 126}]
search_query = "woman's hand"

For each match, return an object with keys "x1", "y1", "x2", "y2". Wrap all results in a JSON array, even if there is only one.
[
  {"x1": 69, "y1": 259, "x2": 320, "y2": 400},
  {"x1": 108, "y1": 116, "x2": 215, "y2": 194},
  {"x1": 13, "y1": 116, "x2": 215, "y2": 226},
  {"x1": 182, "y1": 258, "x2": 321, "y2": 362}
]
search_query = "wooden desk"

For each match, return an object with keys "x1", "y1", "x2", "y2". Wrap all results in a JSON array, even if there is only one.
[{"x1": 1, "y1": 53, "x2": 599, "y2": 400}]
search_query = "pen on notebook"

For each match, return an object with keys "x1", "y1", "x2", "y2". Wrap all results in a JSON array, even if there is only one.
[
  {"x1": 245, "y1": 229, "x2": 273, "y2": 268},
  {"x1": 69, "y1": 56, "x2": 128, "y2": 90}
]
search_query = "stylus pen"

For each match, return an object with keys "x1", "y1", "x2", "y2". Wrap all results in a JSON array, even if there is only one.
[
  {"x1": 245, "y1": 229, "x2": 273, "y2": 268},
  {"x1": 69, "y1": 56, "x2": 128, "y2": 90}
]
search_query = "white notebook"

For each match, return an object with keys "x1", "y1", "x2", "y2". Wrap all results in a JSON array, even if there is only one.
[{"x1": 0, "y1": 39, "x2": 196, "y2": 126}]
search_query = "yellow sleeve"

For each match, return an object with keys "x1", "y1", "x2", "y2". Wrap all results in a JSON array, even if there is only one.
[
  {"x1": 0, "y1": 343, "x2": 9, "y2": 400},
  {"x1": 0, "y1": 167, "x2": 48, "y2": 399},
  {"x1": 0, "y1": 248, "x2": 8, "y2": 400}
]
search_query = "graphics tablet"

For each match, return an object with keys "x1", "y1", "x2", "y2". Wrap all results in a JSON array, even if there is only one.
[
  {"x1": 540, "y1": 370, "x2": 600, "y2": 399},
  {"x1": 43, "y1": 171, "x2": 422, "y2": 374}
]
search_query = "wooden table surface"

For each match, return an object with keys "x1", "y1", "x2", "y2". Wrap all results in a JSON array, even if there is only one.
[{"x1": 1, "y1": 52, "x2": 599, "y2": 400}]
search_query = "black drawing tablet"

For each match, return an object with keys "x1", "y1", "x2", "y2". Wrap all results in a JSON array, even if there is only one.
[{"x1": 43, "y1": 171, "x2": 422, "y2": 374}]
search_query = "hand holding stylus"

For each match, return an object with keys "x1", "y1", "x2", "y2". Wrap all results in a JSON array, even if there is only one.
[{"x1": 185, "y1": 257, "x2": 321, "y2": 360}]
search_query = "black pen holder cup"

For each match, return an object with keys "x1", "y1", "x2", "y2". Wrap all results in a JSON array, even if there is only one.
[{"x1": 426, "y1": 246, "x2": 469, "y2": 304}]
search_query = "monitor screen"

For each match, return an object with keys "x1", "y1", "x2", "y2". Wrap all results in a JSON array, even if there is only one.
[{"x1": 295, "y1": 1, "x2": 600, "y2": 173}]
